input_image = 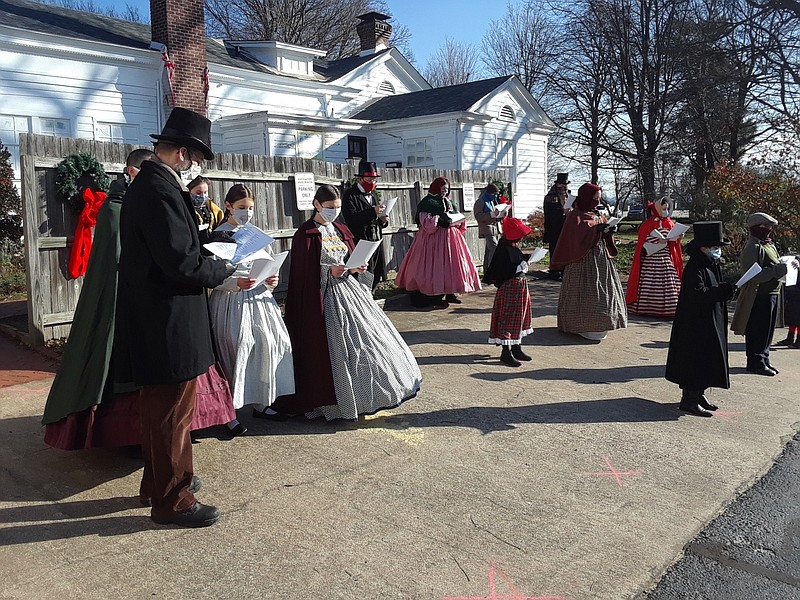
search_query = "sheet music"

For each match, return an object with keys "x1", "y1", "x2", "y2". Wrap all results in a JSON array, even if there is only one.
[
  {"x1": 736, "y1": 262, "x2": 762, "y2": 288},
  {"x1": 448, "y1": 212, "x2": 466, "y2": 225},
  {"x1": 528, "y1": 247, "x2": 548, "y2": 263},
  {"x1": 231, "y1": 224, "x2": 274, "y2": 264},
  {"x1": 378, "y1": 196, "x2": 398, "y2": 217},
  {"x1": 249, "y1": 251, "x2": 288, "y2": 287},
  {"x1": 344, "y1": 239, "x2": 382, "y2": 269},
  {"x1": 666, "y1": 222, "x2": 689, "y2": 241},
  {"x1": 643, "y1": 229, "x2": 666, "y2": 256},
  {"x1": 492, "y1": 203, "x2": 510, "y2": 218},
  {"x1": 781, "y1": 256, "x2": 798, "y2": 287}
]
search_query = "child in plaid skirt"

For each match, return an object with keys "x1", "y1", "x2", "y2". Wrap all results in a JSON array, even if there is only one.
[{"x1": 483, "y1": 217, "x2": 534, "y2": 367}]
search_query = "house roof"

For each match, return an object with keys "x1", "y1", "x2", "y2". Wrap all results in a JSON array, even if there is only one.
[
  {"x1": 0, "y1": 0, "x2": 390, "y2": 81},
  {"x1": 351, "y1": 76, "x2": 514, "y2": 121}
]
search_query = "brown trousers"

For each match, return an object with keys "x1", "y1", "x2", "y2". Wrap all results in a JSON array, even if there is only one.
[{"x1": 138, "y1": 378, "x2": 197, "y2": 517}]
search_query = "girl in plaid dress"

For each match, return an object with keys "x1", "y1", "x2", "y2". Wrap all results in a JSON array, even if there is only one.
[{"x1": 483, "y1": 218, "x2": 534, "y2": 367}]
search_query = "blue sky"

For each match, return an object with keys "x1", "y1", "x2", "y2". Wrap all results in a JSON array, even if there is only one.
[{"x1": 92, "y1": 0, "x2": 494, "y2": 67}]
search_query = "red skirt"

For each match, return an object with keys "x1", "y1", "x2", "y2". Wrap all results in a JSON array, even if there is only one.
[{"x1": 489, "y1": 276, "x2": 533, "y2": 345}]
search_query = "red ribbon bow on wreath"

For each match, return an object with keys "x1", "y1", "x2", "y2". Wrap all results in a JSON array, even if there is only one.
[{"x1": 68, "y1": 188, "x2": 107, "y2": 279}]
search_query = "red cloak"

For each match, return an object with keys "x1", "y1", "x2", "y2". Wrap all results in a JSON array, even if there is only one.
[
  {"x1": 625, "y1": 216, "x2": 685, "y2": 305},
  {"x1": 550, "y1": 209, "x2": 616, "y2": 270},
  {"x1": 272, "y1": 218, "x2": 356, "y2": 414}
]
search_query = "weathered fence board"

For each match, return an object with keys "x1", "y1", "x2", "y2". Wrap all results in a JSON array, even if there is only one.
[{"x1": 20, "y1": 133, "x2": 509, "y2": 344}]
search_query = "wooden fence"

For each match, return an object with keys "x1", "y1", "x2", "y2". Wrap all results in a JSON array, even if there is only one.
[{"x1": 20, "y1": 133, "x2": 509, "y2": 345}]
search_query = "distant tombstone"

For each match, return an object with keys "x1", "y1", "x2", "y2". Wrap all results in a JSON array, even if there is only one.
[{"x1": 294, "y1": 172, "x2": 316, "y2": 211}]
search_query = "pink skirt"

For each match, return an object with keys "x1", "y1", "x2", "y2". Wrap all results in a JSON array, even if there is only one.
[{"x1": 396, "y1": 221, "x2": 481, "y2": 296}]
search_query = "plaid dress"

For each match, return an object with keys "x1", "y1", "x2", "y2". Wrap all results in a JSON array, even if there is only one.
[{"x1": 557, "y1": 240, "x2": 628, "y2": 334}]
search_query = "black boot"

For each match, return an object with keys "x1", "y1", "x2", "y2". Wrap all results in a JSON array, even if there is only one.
[
  {"x1": 510, "y1": 344, "x2": 532, "y2": 361},
  {"x1": 775, "y1": 331, "x2": 796, "y2": 346},
  {"x1": 697, "y1": 391, "x2": 719, "y2": 411},
  {"x1": 445, "y1": 293, "x2": 462, "y2": 304},
  {"x1": 679, "y1": 390, "x2": 712, "y2": 417},
  {"x1": 500, "y1": 346, "x2": 521, "y2": 367}
]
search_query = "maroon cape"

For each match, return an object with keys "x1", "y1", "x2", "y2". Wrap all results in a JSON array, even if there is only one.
[
  {"x1": 550, "y1": 209, "x2": 616, "y2": 269},
  {"x1": 272, "y1": 218, "x2": 356, "y2": 414}
]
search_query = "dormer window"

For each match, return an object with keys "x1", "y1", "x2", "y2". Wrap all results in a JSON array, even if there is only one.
[
  {"x1": 222, "y1": 40, "x2": 325, "y2": 76},
  {"x1": 378, "y1": 80, "x2": 395, "y2": 95},
  {"x1": 499, "y1": 105, "x2": 516, "y2": 122}
]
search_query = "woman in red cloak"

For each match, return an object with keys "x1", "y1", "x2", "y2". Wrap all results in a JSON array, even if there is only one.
[{"x1": 626, "y1": 198, "x2": 684, "y2": 318}]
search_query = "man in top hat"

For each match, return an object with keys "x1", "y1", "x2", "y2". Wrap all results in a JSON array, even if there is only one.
[
  {"x1": 731, "y1": 212, "x2": 798, "y2": 376},
  {"x1": 116, "y1": 107, "x2": 235, "y2": 527},
  {"x1": 341, "y1": 161, "x2": 387, "y2": 290},
  {"x1": 543, "y1": 173, "x2": 570, "y2": 279},
  {"x1": 665, "y1": 221, "x2": 734, "y2": 417}
]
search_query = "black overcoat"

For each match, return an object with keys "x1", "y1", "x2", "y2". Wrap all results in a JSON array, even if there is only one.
[
  {"x1": 115, "y1": 159, "x2": 228, "y2": 386},
  {"x1": 341, "y1": 183, "x2": 387, "y2": 283},
  {"x1": 665, "y1": 244, "x2": 734, "y2": 391},
  {"x1": 542, "y1": 186, "x2": 566, "y2": 246}
]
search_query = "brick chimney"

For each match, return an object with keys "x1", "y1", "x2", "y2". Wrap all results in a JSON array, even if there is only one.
[
  {"x1": 150, "y1": 0, "x2": 208, "y2": 116},
  {"x1": 356, "y1": 12, "x2": 392, "y2": 57}
]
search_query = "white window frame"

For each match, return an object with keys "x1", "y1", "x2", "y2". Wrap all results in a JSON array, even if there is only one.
[
  {"x1": 38, "y1": 117, "x2": 70, "y2": 137},
  {"x1": 94, "y1": 121, "x2": 140, "y2": 144},
  {"x1": 404, "y1": 137, "x2": 434, "y2": 168},
  {"x1": 497, "y1": 138, "x2": 515, "y2": 168}
]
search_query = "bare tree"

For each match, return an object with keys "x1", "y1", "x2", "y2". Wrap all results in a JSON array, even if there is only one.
[
  {"x1": 204, "y1": 0, "x2": 414, "y2": 61},
  {"x1": 422, "y1": 38, "x2": 480, "y2": 87},
  {"x1": 481, "y1": 1, "x2": 560, "y2": 103}
]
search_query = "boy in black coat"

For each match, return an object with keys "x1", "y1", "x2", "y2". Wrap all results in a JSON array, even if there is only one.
[{"x1": 665, "y1": 221, "x2": 734, "y2": 417}]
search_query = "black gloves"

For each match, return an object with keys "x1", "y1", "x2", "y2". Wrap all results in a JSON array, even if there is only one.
[
  {"x1": 437, "y1": 217, "x2": 452, "y2": 228},
  {"x1": 719, "y1": 281, "x2": 735, "y2": 301},
  {"x1": 596, "y1": 223, "x2": 617, "y2": 234}
]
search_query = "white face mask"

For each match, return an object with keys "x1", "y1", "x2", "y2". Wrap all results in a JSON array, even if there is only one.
[
  {"x1": 705, "y1": 248, "x2": 722, "y2": 260},
  {"x1": 233, "y1": 207, "x2": 253, "y2": 226},
  {"x1": 319, "y1": 206, "x2": 341, "y2": 223},
  {"x1": 179, "y1": 164, "x2": 202, "y2": 185}
]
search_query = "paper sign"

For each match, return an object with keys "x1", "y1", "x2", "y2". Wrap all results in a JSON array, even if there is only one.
[
  {"x1": 249, "y1": 251, "x2": 288, "y2": 287},
  {"x1": 378, "y1": 196, "x2": 398, "y2": 217},
  {"x1": 736, "y1": 262, "x2": 762, "y2": 288},
  {"x1": 528, "y1": 247, "x2": 548, "y2": 263},
  {"x1": 294, "y1": 172, "x2": 316, "y2": 211},
  {"x1": 462, "y1": 184, "x2": 475, "y2": 209},
  {"x1": 344, "y1": 239, "x2": 381, "y2": 269},
  {"x1": 781, "y1": 256, "x2": 799, "y2": 287},
  {"x1": 231, "y1": 224, "x2": 274, "y2": 264},
  {"x1": 666, "y1": 222, "x2": 689, "y2": 241}
]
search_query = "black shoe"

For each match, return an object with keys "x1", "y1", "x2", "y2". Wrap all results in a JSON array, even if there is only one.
[
  {"x1": 252, "y1": 407, "x2": 288, "y2": 421},
  {"x1": 431, "y1": 299, "x2": 450, "y2": 309},
  {"x1": 500, "y1": 347, "x2": 521, "y2": 367},
  {"x1": 766, "y1": 364, "x2": 779, "y2": 374},
  {"x1": 791, "y1": 341, "x2": 800, "y2": 349},
  {"x1": 140, "y1": 475, "x2": 202, "y2": 507},
  {"x1": 151, "y1": 502, "x2": 220, "y2": 528},
  {"x1": 445, "y1": 294, "x2": 462, "y2": 304},
  {"x1": 774, "y1": 335, "x2": 795, "y2": 346},
  {"x1": 510, "y1": 345, "x2": 532, "y2": 361},
  {"x1": 698, "y1": 395, "x2": 719, "y2": 411},
  {"x1": 227, "y1": 422, "x2": 248, "y2": 438},
  {"x1": 679, "y1": 403, "x2": 713, "y2": 417},
  {"x1": 747, "y1": 366, "x2": 776, "y2": 376}
]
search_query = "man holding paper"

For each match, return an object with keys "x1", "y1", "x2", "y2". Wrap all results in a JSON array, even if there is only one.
[
  {"x1": 626, "y1": 198, "x2": 685, "y2": 317},
  {"x1": 341, "y1": 161, "x2": 387, "y2": 291},
  {"x1": 731, "y1": 212, "x2": 797, "y2": 376},
  {"x1": 472, "y1": 183, "x2": 505, "y2": 270}
]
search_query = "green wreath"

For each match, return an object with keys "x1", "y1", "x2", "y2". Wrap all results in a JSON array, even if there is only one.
[{"x1": 56, "y1": 153, "x2": 111, "y2": 213}]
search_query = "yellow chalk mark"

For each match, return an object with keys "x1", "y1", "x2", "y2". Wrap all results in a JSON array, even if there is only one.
[{"x1": 360, "y1": 411, "x2": 425, "y2": 447}]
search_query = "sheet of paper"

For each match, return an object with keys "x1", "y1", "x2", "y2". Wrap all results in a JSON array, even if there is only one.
[
  {"x1": 249, "y1": 251, "x2": 288, "y2": 287},
  {"x1": 528, "y1": 247, "x2": 548, "y2": 263},
  {"x1": 564, "y1": 194, "x2": 575, "y2": 209},
  {"x1": 666, "y1": 222, "x2": 690, "y2": 241},
  {"x1": 781, "y1": 256, "x2": 798, "y2": 287},
  {"x1": 643, "y1": 229, "x2": 666, "y2": 255},
  {"x1": 204, "y1": 242, "x2": 235, "y2": 261},
  {"x1": 231, "y1": 224, "x2": 274, "y2": 264},
  {"x1": 492, "y1": 203, "x2": 510, "y2": 218},
  {"x1": 736, "y1": 262, "x2": 762, "y2": 288},
  {"x1": 378, "y1": 196, "x2": 398, "y2": 217},
  {"x1": 344, "y1": 239, "x2": 382, "y2": 269},
  {"x1": 606, "y1": 216, "x2": 622, "y2": 227},
  {"x1": 448, "y1": 211, "x2": 466, "y2": 225}
]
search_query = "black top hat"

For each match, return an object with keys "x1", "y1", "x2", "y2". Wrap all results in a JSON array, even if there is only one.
[
  {"x1": 691, "y1": 221, "x2": 731, "y2": 247},
  {"x1": 151, "y1": 107, "x2": 214, "y2": 160},
  {"x1": 555, "y1": 173, "x2": 570, "y2": 185},
  {"x1": 358, "y1": 161, "x2": 380, "y2": 177}
]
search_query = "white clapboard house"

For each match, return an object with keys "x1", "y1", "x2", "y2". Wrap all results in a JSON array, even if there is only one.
[{"x1": 0, "y1": 0, "x2": 556, "y2": 215}]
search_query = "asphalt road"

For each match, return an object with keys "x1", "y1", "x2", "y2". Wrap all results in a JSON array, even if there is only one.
[{"x1": 646, "y1": 431, "x2": 800, "y2": 599}]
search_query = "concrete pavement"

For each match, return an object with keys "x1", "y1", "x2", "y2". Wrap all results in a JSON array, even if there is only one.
[{"x1": 1, "y1": 271, "x2": 799, "y2": 600}]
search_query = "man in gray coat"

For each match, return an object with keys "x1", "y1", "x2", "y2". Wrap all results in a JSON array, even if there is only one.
[{"x1": 117, "y1": 108, "x2": 234, "y2": 527}]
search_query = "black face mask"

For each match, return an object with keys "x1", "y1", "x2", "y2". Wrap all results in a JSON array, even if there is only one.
[{"x1": 750, "y1": 225, "x2": 773, "y2": 242}]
